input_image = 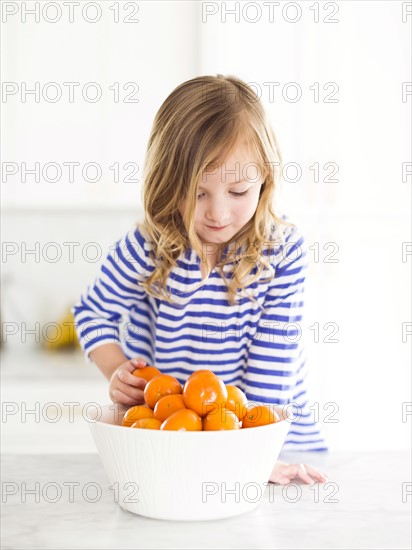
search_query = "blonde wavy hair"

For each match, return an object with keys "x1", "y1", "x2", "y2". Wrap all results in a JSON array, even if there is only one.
[{"x1": 137, "y1": 74, "x2": 292, "y2": 308}]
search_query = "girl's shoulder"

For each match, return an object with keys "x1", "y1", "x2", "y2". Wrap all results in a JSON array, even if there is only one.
[
  {"x1": 263, "y1": 214, "x2": 307, "y2": 272},
  {"x1": 269, "y1": 212, "x2": 306, "y2": 248},
  {"x1": 132, "y1": 221, "x2": 154, "y2": 250},
  {"x1": 117, "y1": 221, "x2": 156, "y2": 268}
]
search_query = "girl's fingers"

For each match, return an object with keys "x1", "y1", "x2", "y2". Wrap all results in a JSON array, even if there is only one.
[
  {"x1": 121, "y1": 358, "x2": 146, "y2": 374},
  {"x1": 118, "y1": 368, "x2": 147, "y2": 389},
  {"x1": 130, "y1": 357, "x2": 147, "y2": 368},
  {"x1": 286, "y1": 464, "x2": 314, "y2": 485},
  {"x1": 269, "y1": 462, "x2": 328, "y2": 486},
  {"x1": 297, "y1": 464, "x2": 313, "y2": 485},
  {"x1": 269, "y1": 473, "x2": 291, "y2": 485},
  {"x1": 305, "y1": 464, "x2": 328, "y2": 482},
  {"x1": 112, "y1": 380, "x2": 145, "y2": 404},
  {"x1": 109, "y1": 358, "x2": 150, "y2": 405},
  {"x1": 111, "y1": 389, "x2": 140, "y2": 406}
]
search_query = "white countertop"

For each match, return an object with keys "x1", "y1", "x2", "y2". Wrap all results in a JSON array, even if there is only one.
[{"x1": 1, "y1": 451, "x2": 410, "y2": 549}]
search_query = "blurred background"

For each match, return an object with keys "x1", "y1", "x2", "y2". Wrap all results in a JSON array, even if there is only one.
[{"x1": 1, "y1": 1, "x2": 410, "y2": 453}]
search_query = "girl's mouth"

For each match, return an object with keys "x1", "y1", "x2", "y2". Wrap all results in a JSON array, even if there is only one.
[{"x1": 206, "y1": 225, "x2": 229, "y2": 231}]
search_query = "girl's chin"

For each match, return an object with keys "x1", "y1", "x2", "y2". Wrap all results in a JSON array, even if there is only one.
[
  {"x1": 199, "y1": 227, "x2": 233, "y2": 238},
  {"x1": 199, "y1": 235, "x2": 228, "y2": 245}
]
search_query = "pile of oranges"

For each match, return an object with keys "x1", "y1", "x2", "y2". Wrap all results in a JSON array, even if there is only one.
[{"x1": 121, "y1": 367, "x2": 280, "y2": 431}]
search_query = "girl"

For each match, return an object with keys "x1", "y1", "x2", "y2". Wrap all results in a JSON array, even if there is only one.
[{"x1": 73, "y1": 75, "x2": 328, "y2": 485}]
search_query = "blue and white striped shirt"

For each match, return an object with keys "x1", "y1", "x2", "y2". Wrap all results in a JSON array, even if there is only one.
[{"x1": 72, "y1": 220, "x2": 327, "y2": 451}]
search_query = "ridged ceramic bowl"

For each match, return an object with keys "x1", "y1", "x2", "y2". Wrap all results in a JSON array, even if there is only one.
[{"x1": 88, "y1": 403, "x2": 291, "y2": 521}]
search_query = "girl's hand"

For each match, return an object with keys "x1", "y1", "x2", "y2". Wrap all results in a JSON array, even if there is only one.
[
  {"x1": 108, "y1": 357, "x2": 148, "y2": 406},
  {"x1": 269, "y1": 460, "x2": 328, "y2": 485}
]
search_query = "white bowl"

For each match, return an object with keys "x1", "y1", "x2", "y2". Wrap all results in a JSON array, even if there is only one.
[{"x1": 88, "y1": 403, "x2": 291, "y2": 521}]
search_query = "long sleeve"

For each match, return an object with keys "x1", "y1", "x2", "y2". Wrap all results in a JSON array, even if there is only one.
[
  {"x1": 71, "y1": 225, "x2": 154, "y2": 363},
  {"x1": 244, "y1": 224, "x2": 327, "y2": 451}
]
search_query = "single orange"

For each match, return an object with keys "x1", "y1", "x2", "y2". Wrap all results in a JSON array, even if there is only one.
[
  {"x1": 189, "y1": 369, "x2": 215, "y2": 377},
  {"x1": 202, "y1": 406, "x2": 241, "y2": 431},
  {"x1": 130, "y1": 418, "x2": 162, "y2": 430},
  {"x1": 143, "y1": 374, "x2": 182, "y2": 409},
  {"x1": 132, "y1": 365, "x2": 161, "y2": 382},
  {"x1": 242, "y1": 404, "x2": 280, "y2": 428},
  {"x1": 160, "y1": 409, "x2": 202, "y2": 431},
  {"x1": 122, "y1": 405, "x2": 155, "y2": 427},
  {"x1": 182, "y1": 371, "x2": 228, "y2": 417},
  {"x1": 153, "y1": 394, "x2": 187, "y2": 422},
  {"x1": 225, "y1": 385, "x2": 248, "y2": 420}
]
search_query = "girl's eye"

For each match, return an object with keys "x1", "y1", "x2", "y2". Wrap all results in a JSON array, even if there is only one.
[{"x1": 197, "y1": 190, "x2": 249, "y2": 200}]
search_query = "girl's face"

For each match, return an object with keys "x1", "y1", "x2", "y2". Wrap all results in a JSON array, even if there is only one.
[{"x1": 180, "y1": 142, "x2": 265, "y2": 250}]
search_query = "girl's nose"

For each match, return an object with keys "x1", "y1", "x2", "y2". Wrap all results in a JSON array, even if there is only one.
[{"x1": 206, "y1": 202, "x2": 230, "y2": 225}]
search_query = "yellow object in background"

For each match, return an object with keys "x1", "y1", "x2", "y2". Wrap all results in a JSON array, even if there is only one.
[{"x1": 42, "y1": 307, "x2": 81, "y2": 351}]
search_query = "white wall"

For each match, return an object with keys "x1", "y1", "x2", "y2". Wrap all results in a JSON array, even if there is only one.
[
  {"x1": 1, "y1": 1, "x2": 410, "y2": 453},
  {"x1": 2, "y1": 1, "x2": 199, "y2": 208}
]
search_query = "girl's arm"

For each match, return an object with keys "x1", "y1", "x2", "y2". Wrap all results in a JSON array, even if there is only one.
[
  {"x1": 244, "y1": 224, "x2": 327, "y2": 482},
  {"x1": 72, "y1": 225, "x2": 152, "y2": 364},
  {"x1": 72, "y1": 226, "x2": 154, "y2": 405}
]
